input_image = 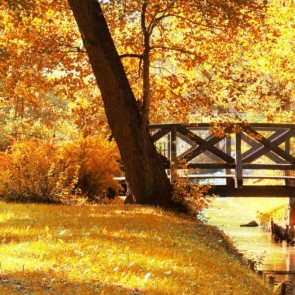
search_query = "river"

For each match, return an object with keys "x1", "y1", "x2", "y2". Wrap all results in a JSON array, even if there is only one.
[{"x1": 203, "y1": 197, "x2": 295, "y2": 294}]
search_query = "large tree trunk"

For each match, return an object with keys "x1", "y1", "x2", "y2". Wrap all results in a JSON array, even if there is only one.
[{"x1": 67, "y1": 0, "x2": 172, "y2": 207}]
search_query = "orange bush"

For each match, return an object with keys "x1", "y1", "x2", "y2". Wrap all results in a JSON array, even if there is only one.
[
  {"x1": 55, "y1": 135, "x2": 121, "y2": 202},
  {"x1": 0, "y1": 136, "x2": 121, "y2": 203},
  {"x1": 171, "y1": 172, "x2": 213, "y2": 215},
  {"x1": 0, "y1": 140, "x2": 59, "y2": 202}
]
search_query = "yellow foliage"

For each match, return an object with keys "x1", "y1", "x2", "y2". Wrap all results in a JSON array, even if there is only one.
[
  {"x1": 0, "y1": 140, "x2": 60, "y2": 202},
  {"x1": 258, "y1": 204, "x2": 288, "y2": 228},
  {"x1": 0, "y1": 136, "x2": 121, "y2": 203},
  {"x1": 171, "y1": 172, "x2": 213, "y2": 215},
  {"x1": 56, "y1": 135, "x2": 121, "y2": 201}
]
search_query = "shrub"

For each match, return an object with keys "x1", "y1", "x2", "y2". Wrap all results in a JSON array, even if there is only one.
[
  {"x1": 0, "y1": 140, "x2": 75, "y2": 202},
  {"x1": 56, "y1": 136, "x2": 121, "y2": 201},
  {"x1": 171, "y1": 172, "x2": 213, "y2": 215},
  {"x1": 0, "y1": 136, "x2": 121, "y2": 203}
]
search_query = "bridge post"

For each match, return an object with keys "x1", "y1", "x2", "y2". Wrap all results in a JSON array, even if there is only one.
[
  {"x1": 226, "y1": 135, "x2": 234, "y2": 186},
  {"x1": 285, "y1": 138, "x2": 295, "y2": 225},
  {"x1": 289, "y1": 198, "x2": 295, "y2": 225},
  {"x1": 285, "y1": 140, "x2": 295, "y2": 186},
  {"x1": 235, "y1": 131, "x2": 243, "y2": 188},
  {"x1": 170, "y1": 127, "x2": 177, "y2": 183}
]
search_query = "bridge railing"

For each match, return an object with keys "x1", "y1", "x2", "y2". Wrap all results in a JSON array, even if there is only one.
[{"x1": 150, "y1": 123, "x2": 295, "y2": 188}]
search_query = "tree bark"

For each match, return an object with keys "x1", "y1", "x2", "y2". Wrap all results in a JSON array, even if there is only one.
[{"x1": 67, "y1": 0, "x2": 172, "y2": 207}]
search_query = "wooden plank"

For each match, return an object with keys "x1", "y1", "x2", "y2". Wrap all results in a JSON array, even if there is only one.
[
  {"x1": 235, "y1": 131, "x2": 243, "y2": 188},
  {"x1": 243, "y1": 175, "x2": 295, "y2": 180},
  {"x1": 226, "y1": 136, "x2": 234, "y2": 186},
  {"x1": 242, "y1": 129, "x2": 293, "y2": 164},
  {"x1": 179, "y1": 146, "x2": 223, "y2": 163},
  {"x1": 175, "y1": 132, "x2": 199, "y2": 160},
  {"x1": 243, "y1": 163, "x2": 295, "y2": 170},
  {"x1": 150, "y1": 123, "x2": 295, "y2": 130},
  {"x1": 185, "y1": 174, "x2": 295, "y2": 180},
  {"x1": 242, "y1": 131, "x2": 287, "y2": 164},
  {"x1": 170, "y1": 127, "x2": 177, "y2": 182},
  {"x1": 115, "y1": 175, "x2": 295, "y2": 181},
  {"x1": 149, "y1": 123, "x2": 179, "y2": 129},
  {"x1": 289, "y1": 198, "x2": 295, "y2": 224},
  {"x1": 284, "y1": 139, "x2": 295, "y2": 186},
  {"x1": 150, "y1": 123, "x2": 295, "y2": 131},
  {"x1": 151, "y1": 128, "x2": 170, "y2": 142},
  {"x1": 177, "y1": 132, "x2": 223, "y2": 162},
  {"x1": 176, "y1": 126, "x2": 234, "y2": 164},
  {"x1": 186, "y1": 174, "x2": 235, "y2": 178},
  {"x1": 176, "y1": 131, "x2": 198, "y2": 146},
  {"x1": 187, "y1": 163, "x2": 235, "y2": 169},
  {"x1": 242, "y1": 127, "x2": 295, "y2": 163},
  {"x1": 246, "y1": 123, "x2": 295, "y2": 129}
]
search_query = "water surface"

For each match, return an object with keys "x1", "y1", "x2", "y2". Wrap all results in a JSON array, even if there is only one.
[{"x1": 203, "y1": 197, "x2": 295, "y2": 277}]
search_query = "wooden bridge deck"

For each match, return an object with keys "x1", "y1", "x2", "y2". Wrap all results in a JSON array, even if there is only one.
[{"x1": 150, "y1": 123, "x2": 295, "y2": 197}]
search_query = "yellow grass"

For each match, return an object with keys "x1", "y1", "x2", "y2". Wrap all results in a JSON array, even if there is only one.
[{"x1": 0, "y1": 201, "x2": 271, "y2": 294}]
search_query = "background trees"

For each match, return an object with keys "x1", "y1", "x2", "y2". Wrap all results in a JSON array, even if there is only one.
[
  {"x1": 1, "y1": 0, "x2": 294, "y2": 205},
  {"x1": 0, "y1": 0, "x2": 106, "y2": 145}
]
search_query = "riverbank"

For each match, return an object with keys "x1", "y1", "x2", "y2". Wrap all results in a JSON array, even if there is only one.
[{"x1": 0, "y1": 201, "x2": 271, "y2": 294}]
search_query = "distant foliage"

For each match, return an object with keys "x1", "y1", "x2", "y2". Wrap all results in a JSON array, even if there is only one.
[
  {"x1": 258, "y1": 204, "x2": 288, "y2": 228},
  {"x1": 0, "y1": 136, "x2": 121, "y2": 203}
]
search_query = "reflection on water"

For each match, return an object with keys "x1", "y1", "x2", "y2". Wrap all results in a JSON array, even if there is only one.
[{"x1": 203, "y1": 197, "x2": 295, "y2": 274}]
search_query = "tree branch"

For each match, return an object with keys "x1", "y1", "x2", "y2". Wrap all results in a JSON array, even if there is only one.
[
  {"x1": 141, "y1": 1, "x2": 151, "y2": 125},
  {"x1": 150, "y1": 45, "x2": 214, "y2": 82},
  {"x1": 32, "y1": 48, "x2": 86, "y2": 54},
  {"x1": 141, "y1": 2, "x2": 148, "y2": 36},
  {"x1": 119, "y1": 53, "x2": 144, "y2": 59},
  {"x1": 150, "y1": 45, "x2": 205, "y2": 62},
  {"x1": 32, "y1": 42, "x2": 86, "y2": 55},
  {"x1": 147, "y1": 0, "x2": 178, "y2": 36}
]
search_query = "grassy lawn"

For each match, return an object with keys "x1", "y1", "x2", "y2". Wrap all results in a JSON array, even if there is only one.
[{"x1": 0, "y1": 201, "x2": 271, "y2": 294}]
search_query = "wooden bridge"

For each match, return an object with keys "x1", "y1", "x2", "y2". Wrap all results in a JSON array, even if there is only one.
[{"x1": 150, "y1": 123, "x2": 295, "y2": 197}]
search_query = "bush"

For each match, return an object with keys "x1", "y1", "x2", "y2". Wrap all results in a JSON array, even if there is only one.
[
  {"x1": 0, "y1": 140, "x2": 60, "y2": 202},
  {"x1": 171, "y1": 172, "x2": 213, "y2": 215},
  {"x1": 0, "y1": 136, "x2": 121, "y2": 203},
  {"x1": 57, "y1": 136, "x2": 121, "y2": 201}
]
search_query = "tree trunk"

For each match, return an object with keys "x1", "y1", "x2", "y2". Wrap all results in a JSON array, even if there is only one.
[{"x1": 67, "y1": 0, "x2": 172, "y2": 207}]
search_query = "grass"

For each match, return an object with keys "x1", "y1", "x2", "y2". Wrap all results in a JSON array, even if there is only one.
[{"x1": 0, "y1": 201, "x2": 271, "y2": 294}]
